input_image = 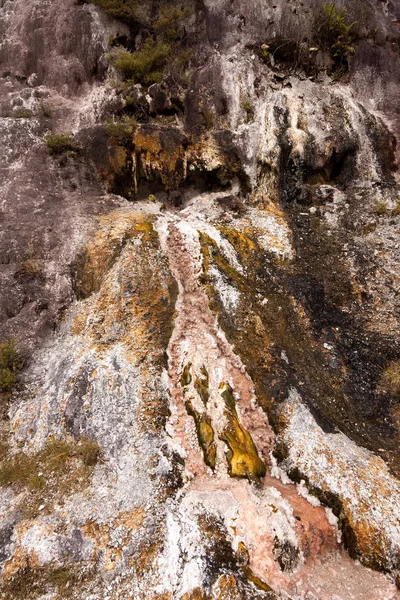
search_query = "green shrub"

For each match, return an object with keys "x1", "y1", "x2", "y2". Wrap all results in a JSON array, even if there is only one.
[
  {"x1": 0, "y1": 339, "x2": 23, "y2": 393},
  {"x1": 89, "y1": 0, "x2": 140, "y2": 25},
  {"x1": 93, "y1": 0, "x2": 192, "y2": 87},
  {"x1": 109, "y1": 39, "x2": 171, "y2": 84},
  {"x1": 314, "y1": 3, "x2": 357, "y2": 66},
  {"x1": 106, "y1": 115, "x2": 137, "y2": 146},
  {"x1": 44, "y1": 133, "x2": 80, "y2": 156},
  {"x1": 153, "y1": 6, "x2": 192, "y2": 42}
]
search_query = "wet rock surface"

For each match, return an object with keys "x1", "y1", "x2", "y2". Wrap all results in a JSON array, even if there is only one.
[{"x1": 0, "y1": 0, "x2": 400, "y2": 597}]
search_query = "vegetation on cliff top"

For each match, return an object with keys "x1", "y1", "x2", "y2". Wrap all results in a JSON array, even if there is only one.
[
  {"x1": 90, "y1": 0, "x2": 192, "y2": 85},
  {"x1": 314, "y1": 2, "x2": 356, "y2": 65},
  {"x1": 261, "y1": 2, "x2": 357, "y2": 74},
  {"x1": 89, "y1": 0, "x2": 140, "y2": 24}
]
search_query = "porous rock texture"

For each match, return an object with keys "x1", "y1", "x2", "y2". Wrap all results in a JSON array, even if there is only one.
[{"x1": 0, "y1": 0, "x2": 400, "y2": 598}]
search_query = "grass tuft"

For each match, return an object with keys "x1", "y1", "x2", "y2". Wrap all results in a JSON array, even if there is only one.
[
  {"x1": 379, "y1": 361, "x2": 400, "y2": 398},
  {"x1": 44, "y1": 133, "x2": 80, "y2": 156},
  {"x1": 0, "y1": 340, "x2": 23, "y2": 393},
  {"x1": 0, "y1": 436, "x2": 101, "y2": 518}
]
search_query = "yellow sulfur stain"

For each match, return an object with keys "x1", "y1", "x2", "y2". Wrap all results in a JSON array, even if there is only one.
[
  {"x1": 194, "y1": 365, "x2": 210, "y2": 404},
  {"x1": 218, "y1": 227, "x2": 258, "y2": 265},
  {"x1": 133, "y1": 127, "x2": 187, "y2": 191},
  {"x1": 180, "y1": 362, "x2": 192, "y2": 387},
  {"x1": 185, "y1": 399, "x2": 216, "y2": 470},
  {"x1": 219, "y1": 383, "x2": 266, "y2": 481}
]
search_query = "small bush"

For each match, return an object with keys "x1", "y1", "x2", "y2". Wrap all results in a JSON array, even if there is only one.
[
  {"x1": 109, "y1": 39, "x2": 171, "y2": 84},
  {"x1": 44, "y1": 133, "x2": 80, "y2": 156},
  {"x1": 106, "y1": 115, "x2": 137, "y2": 146},
  {"x1": 93, "y1": 0, "x2": 192, "y2": 87},
  {"x1": 89, "y1": 0, "x2": 140, "y2": 25},
  {"x1": 313, "y1": 3, "x2": 357, "y2": 67},
  {"x1": 0, "y1": 339, "x2": 23, "y2": 393},
  {"x1": 153, "y1": 6, "x2": 192, "y2": 42}
]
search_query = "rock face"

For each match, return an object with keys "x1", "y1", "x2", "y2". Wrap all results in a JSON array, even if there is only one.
[{"x1": 1, "y1": 0, "x2": 400, "y2": 598}]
